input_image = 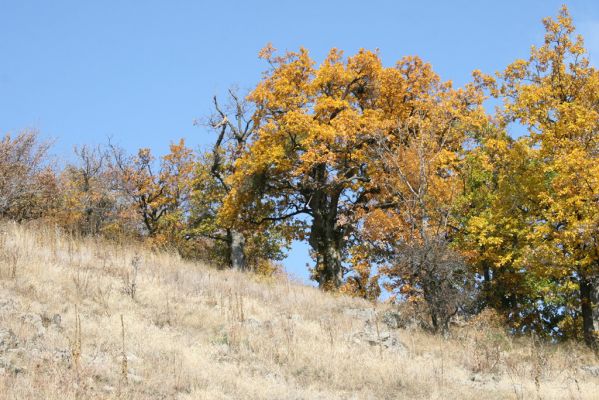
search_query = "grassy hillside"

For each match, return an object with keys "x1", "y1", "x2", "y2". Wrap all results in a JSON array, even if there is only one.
[{"x1": 0, "y1": 222, "x2": 597, "y2": 399}]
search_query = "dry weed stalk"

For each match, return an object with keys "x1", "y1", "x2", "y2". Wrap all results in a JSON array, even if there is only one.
[
  {"x1": 505, "y1": 361, "x2": 525, "y2": 400},
  {"x1": 236, "y1": 292, "x2": 245, "y2": 323},
  {"x1": 530, "y1": 334, "x2": 548, "y2": 399},
  {"x1": 72, "y1": 265, "x2": 92, "y2": 299},
  {"x1": 0, "y1": 233, "x2": 21, "y2": 279},
  {"x1": 165, "y1": 294, "x2": 172, "y2": 326},
  {"x1": 120, "y1": 314, "x2": 128, "y2": 387},
  {"x1": 282, "y1": 313, "x2": 296, "y2": 361},
  {"x1": 373, "y1": 307, "x2": 383, "y2": 359},
  {"x1": 123, "y1": 255, "x2": 140, "y2": 300},
  {"x1": 118, "y1": 314, "x2": 129, "y2": 397},
  {"x1": 318, "y1": 317, "x2": 336, "y2": 352},
  {"x1": 69, "y1": 305, "x2": 82, "y2": 390}
]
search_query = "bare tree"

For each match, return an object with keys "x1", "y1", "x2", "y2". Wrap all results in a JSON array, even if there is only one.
[
  {"x1": 190, "y1": 89, "x2": 256, "y2": 271},
  {"x1": 387, "y1": 239, "x2": 476, "y2": 334},
  {"x1": 63, "y1": 145, "x2": 115, "y2": 235},
  {"x1": 0, "y1": 130, "x2": 56, "y2": 221}
]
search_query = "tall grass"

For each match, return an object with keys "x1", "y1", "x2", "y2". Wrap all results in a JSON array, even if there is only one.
[{"x1": 0, "y1": 221, "x2": 597, "y2": 399}]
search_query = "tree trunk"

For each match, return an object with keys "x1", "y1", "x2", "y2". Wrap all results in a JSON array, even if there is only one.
[
  {"x1": 304, "y1": 163, "x2": 345, "y2": 290},
  {"x1": 430, "y1": 312, "x2": 439, "y2": 333},
  {"x1": 580, "y1": 274, "x2": 599, "y2": 348},
  {"x1": 312, "y1": 237, "x2": 343, "y2": 290},
  {"x1": 424, "y1": 286, "x2": 447, "y2": 336},
  {"x1": 228, "y1": 229, "x2": 247, "y2": 271},
  {"x1": 308, "y1": 198, "x2": 343, "y2": 290},
  {"x1": 481, "y1": 260, "x2": 493, "y2": 307}
]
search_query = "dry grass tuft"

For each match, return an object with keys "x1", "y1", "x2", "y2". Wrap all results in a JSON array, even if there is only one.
[{"x1": 0, "y1": 221, "x2": 597, "y2": 399}]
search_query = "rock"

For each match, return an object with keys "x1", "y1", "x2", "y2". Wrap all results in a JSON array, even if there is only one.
[
  {"x1": 0, "y1": 298, "x2": 18, "y2": 313},
  {"x1": 286, "y1": 314, "x2": 302, "y2": 322},
  {"x1": 0, "y1": 328, "x2": 18, "y2": 351},
  {"x1": 84, "y1": 353, "x2": 112, "y2": 376},
  {"x1": 0, "y1": 353, "x2": 27, "y2": 375},
  {"x1": 580, "y1": 365, "x2": 599, "y2": 377},
  {"x1": 126, "y1": 352, "x2": 140, "y2": 363},
  {"x1": 344, "y1": 308, "x2": 376, "y2": 322},
  {"x1": 382, "y1": 311, "x2": 403, "y2": 329},
  {"x1": 244, "y1": 318, "x2": 262, "y2": 329},
  {"x1": 102, "y1": 385, "x2": 115, "y2": 393},
  {"x1": 9, "y1": 365, "x2": 26, "y2": 374},
  {"x1": 351, "y1": 325, "x2": 406, "y2": 353},
  {"x1": 128, "y1": 373, "x2": 143, "y2": 384},
  {"x1": 40, "y1": 312, "x2": 62, "y2": 329},
  {"x1": 20, "y1": 313, "x2": 46, "y2": 338},
  {"x1": 52, "y1": 349, "x2": 71, "y2": 363},
  {"x1": 470, "y1": 373, "x2": 500, "y2": 383}
]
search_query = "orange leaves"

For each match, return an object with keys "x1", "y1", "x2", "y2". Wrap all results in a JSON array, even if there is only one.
[
  {"x1": 225, "y1": 42, "x2": 488, "y2": 289},
  {"x1": 111, "y1": 139, "x2": 195, "y2": 239},
  {"x1": 257, "y1": 43, "x2": 276, "y2": 61},
  {"x1": 220, "y1": 6, "x2": 595, "y2": 316},
  {"x1": 250, "y1": 46, "x2": 315, "y2": 113},
  {"x1": 340, "y1": 244, "x2": 381, "y2": 301}
]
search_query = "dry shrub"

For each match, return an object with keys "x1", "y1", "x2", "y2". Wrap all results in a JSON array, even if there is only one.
[
  {"x1": 460, "y1": 308, "x2": 510, "y2": 374},
  {"x1": 0, "y1": 130, "x2": 57, "y2": 221}
]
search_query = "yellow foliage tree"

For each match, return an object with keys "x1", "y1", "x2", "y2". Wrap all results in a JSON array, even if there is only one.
[
  {"x1": 469, "y1": 6, "x2": 598, "y2": 345},
  {"x1": 221, "y1": 46, "x2": 485, "y2": 295}
]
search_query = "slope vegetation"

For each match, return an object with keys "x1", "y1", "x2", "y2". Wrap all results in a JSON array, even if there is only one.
[{"x1": 0, "y1": 222, "x2": 597, "y2": 399}]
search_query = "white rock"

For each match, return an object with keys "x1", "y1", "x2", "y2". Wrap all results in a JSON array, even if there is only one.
[
  {"x1": 581, "y1": 365, "x2": 599, "y2": 377},
  {"x1": 0, "y1": 328, "x2": 18, "y2": 351}
]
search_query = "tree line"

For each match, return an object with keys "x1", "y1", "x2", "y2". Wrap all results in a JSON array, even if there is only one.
[{"x1": 1, "y1": 7, "x2": 597, "y2": 346}]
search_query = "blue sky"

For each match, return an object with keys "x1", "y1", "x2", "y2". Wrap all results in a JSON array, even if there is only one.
[{"x1": 1, "y1": 1, "x2": 597, "y2": 283}]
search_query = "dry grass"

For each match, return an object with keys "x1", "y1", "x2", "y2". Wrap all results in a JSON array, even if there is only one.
[{"x1": 0, "y1": 221, "x2": 597, "y2": 399}]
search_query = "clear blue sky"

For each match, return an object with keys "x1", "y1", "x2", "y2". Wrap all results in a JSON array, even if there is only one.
[{"x1": 1, "y1": 1, "x2": 597, "y2": 283}]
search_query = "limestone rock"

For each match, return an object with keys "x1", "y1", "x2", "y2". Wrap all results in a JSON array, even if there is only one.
[
  {"x1": 381, "y1": 310, "x2": 404, "y2": 329},
  {"x1": 580, "y1": 365, "x2": 599, "y2": 377},
  {"x1": 343, "y1": 308, "x2": 375, "y2": 322},
  {"x1": 20, "y1": 313, "x2": 46, "y2": 338},
  {"x1": 351, "y1": 324, "x2": 406, "y2": 353},
  {"x1": 0, "y1": 328, "x2": 18, "y2": 352}
]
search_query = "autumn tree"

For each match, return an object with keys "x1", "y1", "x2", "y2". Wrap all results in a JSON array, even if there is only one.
[
  {"x1": 498, "y1": 7, "x2": 598, "y2": 346},
  {"x1": 470, "y1": 6, "x2": 598, "y2": 345},
  {"x1": 0, "y1": 130, "x2": 58, "y2": 221},
  {"x1": 221, "y1": 47, "x2": 390, "y2": 289},
  {"x1": 340, "y1": 243, "x2": 382, "y2": 301},
  {"x1": 457, "y1": 128, "x2": 565, "y2": 336},
  {"x1": 60, "y1": 145, "x2": 118, "y2": 235},
  {"x1": 221, "y1": 45, "x2": 487, "y2": 296},
  {"x1": 359, "y1": 57, "x2": 486, "y2": 332},
  {"x1": 110, "y1": 139, "x2": 195, "y2": 246},
  {"x1": 190, "y1": 90, "x2": 286, "y2": 270}
]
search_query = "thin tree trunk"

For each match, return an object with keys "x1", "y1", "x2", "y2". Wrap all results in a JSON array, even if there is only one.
[
  {"x1": 481, "y1": 260, "x2": 497, "y2": 309},
  {"x1": 430, "y1": 311, "x2": 439, "y2": 333},
  {"x1": 580, "y1": 274, "x2": 599, "y2": 348}
]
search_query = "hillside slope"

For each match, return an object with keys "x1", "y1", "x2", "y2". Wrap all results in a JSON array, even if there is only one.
[{"x1": 0, "y1": 222, "x2": 597, "y2": 399}]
